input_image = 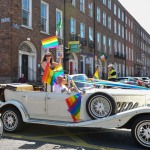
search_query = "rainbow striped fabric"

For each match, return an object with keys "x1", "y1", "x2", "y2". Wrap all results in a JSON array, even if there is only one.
[
  {"x1": 93, "y1": 68, "x2": 99, "y2": 79},
  {"x1": 51, "y1": 64, "x2": 64, "y2": 85},
  {"x1": 65, "y1": 93, "x2": 82, "y2": 122},
  {"x1": 41, "y1": 36, "x2": 59, "y2": 49},
  {"x1": 42, "y1": 63, "x2": 53, "y2": 84}
]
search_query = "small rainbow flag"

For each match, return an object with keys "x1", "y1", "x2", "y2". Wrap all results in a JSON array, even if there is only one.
[
  {"x1": 65, "y1": 93, "x2": 82, "y2": 122},
  {"x1": 93, "y1": 68, "x2": 99, "y2": 79},
  {"x1": 51, "y1": 64, "x2": 64, "y2": 85},
  {"x1": 42, "y1": 63, "x2": 53, "y2": 84},
  {"x1": 41, "y1": 36, "x2": 59, "y2": 49}
]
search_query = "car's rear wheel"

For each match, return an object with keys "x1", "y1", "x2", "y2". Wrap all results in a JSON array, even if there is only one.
[
  {"x1": 2, "y1": 107, "x2": 24, "y2": 132},
  {"x1": 131, "y1": 115, "x2": 150, "y2": 148},
  {"x1": 86, "y1": 93, "x2": 116, "y2": 119}
]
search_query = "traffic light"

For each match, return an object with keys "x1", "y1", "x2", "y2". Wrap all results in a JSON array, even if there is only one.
[{"x1": 63, "y1": 47, "x2": 70, "y2": 63}]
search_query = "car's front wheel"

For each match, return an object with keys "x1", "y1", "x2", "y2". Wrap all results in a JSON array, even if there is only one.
[
  {"x1": 86, "y1": 93, "x2": 116, "y2": 119},
  {"x1": 131, "y1": 115, "x2": 150, "y2": 148},
  {"x1": 2, "y1": 107, "x2": 24, "y2": 132}
]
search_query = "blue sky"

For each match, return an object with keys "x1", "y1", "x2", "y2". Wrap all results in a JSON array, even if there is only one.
[{"x1": 118, "y1": 0, "x2": 150, "y2": 34}]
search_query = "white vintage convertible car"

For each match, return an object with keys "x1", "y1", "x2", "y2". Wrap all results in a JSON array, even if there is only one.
[{"x1": 0, "y1": 74, "x2": 150, "y2": 148}]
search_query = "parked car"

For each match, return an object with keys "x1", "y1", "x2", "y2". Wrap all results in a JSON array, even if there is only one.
[
  {"x1": 0, "y1": 76, "x2": 150, "y2": 148},
  {"x1": 116, "y1": 77, "x2": 137, "y2": 85},
  {"x1": 141, "y1": 77, "x2": 150, "y2": 87},
  {"x1": 133, "y1": 77, "x2": 145, "y2": 86}
]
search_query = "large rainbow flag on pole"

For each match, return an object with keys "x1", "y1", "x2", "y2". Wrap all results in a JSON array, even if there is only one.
[
  {"x1": 65, "y1": 93, "x2": 82, "y2": 122},
  {"x1": 41, "y1": 36, "x2": 59, "y2": 49},
  {"x1": 42, "y1": 63, "x2": 53, "y2": 84},
  {"x1": 93, "y1": 67, "x2": 99, "y2": 79}
]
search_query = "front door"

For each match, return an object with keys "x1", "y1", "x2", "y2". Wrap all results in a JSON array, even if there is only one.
[{"x1": 22, "y1": 54, "x2": 28, "y2": 80}]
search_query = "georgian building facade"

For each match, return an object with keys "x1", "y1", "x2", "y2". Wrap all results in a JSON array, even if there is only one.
[{"x1": 0, "y1": 0, "x2": 150, "y2": 83}]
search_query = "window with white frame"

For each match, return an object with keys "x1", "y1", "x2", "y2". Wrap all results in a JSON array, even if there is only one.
[
  {"x1": 88, "y1": 2, "x2": 93, "y2": 17},
  {"x1": 97, "y1": 7, "x2": 101, "y2": 23},
  {"x1": 122, "y1": 26, "x2": 124, "y2": 38},
  {"x1": 118, "y1": 42, "x2": 121, "y2": 54},
  {"x1": 97, "y1": 32, "x2": 101, "y2": 51},
  {"x1": 126, "y1": 46, "x2": 128, "y2": 60},
  {"x1": 129, "y1": 48, "x2": 131, "y2": 60},
  {"x1": 118, "y1": 8, "x2": 120, "y2": 18},
  {"x1": 108, "y1": 0, "x2": 111, "y2": 10},
  {"x1": 114, "y1": 20, "x2": 117, "y2": 33},
  {"x1": 108, "y1": 38, "x2": 112, "y2": 54},
  {"x1": 103, "y1": 35, "x2": 106, "y2": 52},
  {"x1": 129, "y1": 31, "x2": 130, "y2": 42},
  {"x1": 126, "y1": 29, "x2": 128, "y2": 40},
  {"x1": 22, "y1": 0, "x2": 32, "y2": 27},
  {"x1": 70, "y1": 17, "x2": 76, "y2": 34},
  {"x1": 56, "y1": 9, "x2": 63, "y2": 38},
  {"x1": 114, "y1": 4, "x2": 117, "y2": 15},
  {"x1": 108, "y1": 16, "x2": 111, "y2": 30},
  {"x1": 89, "y1": 27, "x2": 93, "y2": 41},
  {"x1": 80, "y1": 0, "x2": 85, "y2": 12},
  {"x1": 118, "y1": 23, "x2": 121, "y2": 36},
  {"x1": 41, "y1": 1, "x2": 49, "y2": 33},
  {"x1": 128, "y1": 19, "x2": 130, "y2": 27},
  {"x1": 131, "y1": 33, "x2": 133, "y2": 43},
  {"x1": 122, "y1": 43, "x2": 124, "y2": 56},
  {"x1": 71, "y1": 0, "x2": 76, "y2": 6},
  {"x1": 132, "y1": 49, "x2": 133, "y2": 61},
  {"x1": 103, "y1": 12, "x2": 106, "y2": 26},
  {"x1": 114, "y1": 39, "x2": 117, "y2": 52},
  {"x1": 80, "y1": 22, "x2": 85, "y2": 38},
  {"x1": 122, "y1": 11, "x2": 124, "y2": 22},
  {"x1": 103, "y1": 0, "x2": 106, "y2": 5},
  {"x1": 126, "y1": 16, "x2": 127, "y2": 24}
]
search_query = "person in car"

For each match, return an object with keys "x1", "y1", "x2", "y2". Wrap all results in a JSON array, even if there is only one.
[
  {"x1": 107, "y1": 64, "x2": 117, "y2": 81},
  {"x1": 53, "y1": 75, "x2": 75, "y2": 93}
]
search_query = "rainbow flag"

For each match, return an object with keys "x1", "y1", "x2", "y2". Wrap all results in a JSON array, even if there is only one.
[
  {"x1": 42, "y1": 63, "x2": 53, "y2": 84},
  {"x1": 93, "y1": 68, "x2": 99, "y2": 79},
  {"x1": 41, "y1": 36, "x2": 59, "y2": 49},
  {"x1": 65, "y1": 93, "x2": 82, "y2": 122},
  {"x1": 51, "y1": 64, "x2": 64, "y2": 85}
]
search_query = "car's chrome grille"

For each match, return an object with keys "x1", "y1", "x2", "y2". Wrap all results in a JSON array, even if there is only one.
[{"x1": 117, "y1": 102, "x2": 139, "y2": 113}]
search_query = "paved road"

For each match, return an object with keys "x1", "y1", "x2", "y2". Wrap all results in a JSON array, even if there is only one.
[{"x1": 0, "y1": 124, "x2": 145, "y2": 150}]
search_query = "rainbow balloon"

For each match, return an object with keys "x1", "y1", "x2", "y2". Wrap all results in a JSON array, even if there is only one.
[{"x1": 41, "y1": 36, "x2": 59, "y2": 49}]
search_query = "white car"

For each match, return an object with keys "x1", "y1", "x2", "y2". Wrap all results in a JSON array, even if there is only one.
[{"x1": 0, "y1": 75, "x2": 150, "y2": 148}]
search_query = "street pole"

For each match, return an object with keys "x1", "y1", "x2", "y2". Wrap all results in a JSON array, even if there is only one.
[
  {"x1": 63, "y1": 0, "x2": 66, "y2": 72},
  {"x1": 93, "y1": 0, "x2": 96, "y2": 73},
  {"x1": 124, "y1": 11, "x2": 126, "y2": 76}
]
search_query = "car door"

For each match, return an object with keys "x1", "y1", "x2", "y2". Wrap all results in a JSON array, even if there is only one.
[
  {"x1": 46, "y1": 91, "x2": 77, "y2": 122},
  {"x1": 22, "y1": 91, "x2": 46, "y2": 119}
]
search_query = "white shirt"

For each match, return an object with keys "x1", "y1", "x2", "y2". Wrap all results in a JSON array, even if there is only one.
[{"x1": 53, "y1": 84, "x2": 69, "y2": 93}]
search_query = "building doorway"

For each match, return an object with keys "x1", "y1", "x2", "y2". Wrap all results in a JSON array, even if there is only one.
[
  {"x1": 19, "y1": 41, "x2": 37, "y2": 81},
  {"x1": 22, "y1": 54, "x2": 28, "y2": 80}
]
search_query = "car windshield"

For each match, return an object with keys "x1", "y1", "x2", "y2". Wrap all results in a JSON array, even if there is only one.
[{"x1": 71, "y1": 75, "x2": 94, "y2": 90}]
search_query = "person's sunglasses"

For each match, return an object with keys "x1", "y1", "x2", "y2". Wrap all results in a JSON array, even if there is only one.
[{"x1": 46, "y1": 55, "x2": 51, "y2": 57}]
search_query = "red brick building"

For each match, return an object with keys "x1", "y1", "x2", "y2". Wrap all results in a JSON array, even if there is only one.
[{"x1": 0, "y1": 0, "x2": 150, "y2": 83}]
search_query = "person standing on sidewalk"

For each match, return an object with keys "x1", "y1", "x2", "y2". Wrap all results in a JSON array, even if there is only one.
[{"x1": 107, "y1": 64, "x2": 117, "y2": 81}]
